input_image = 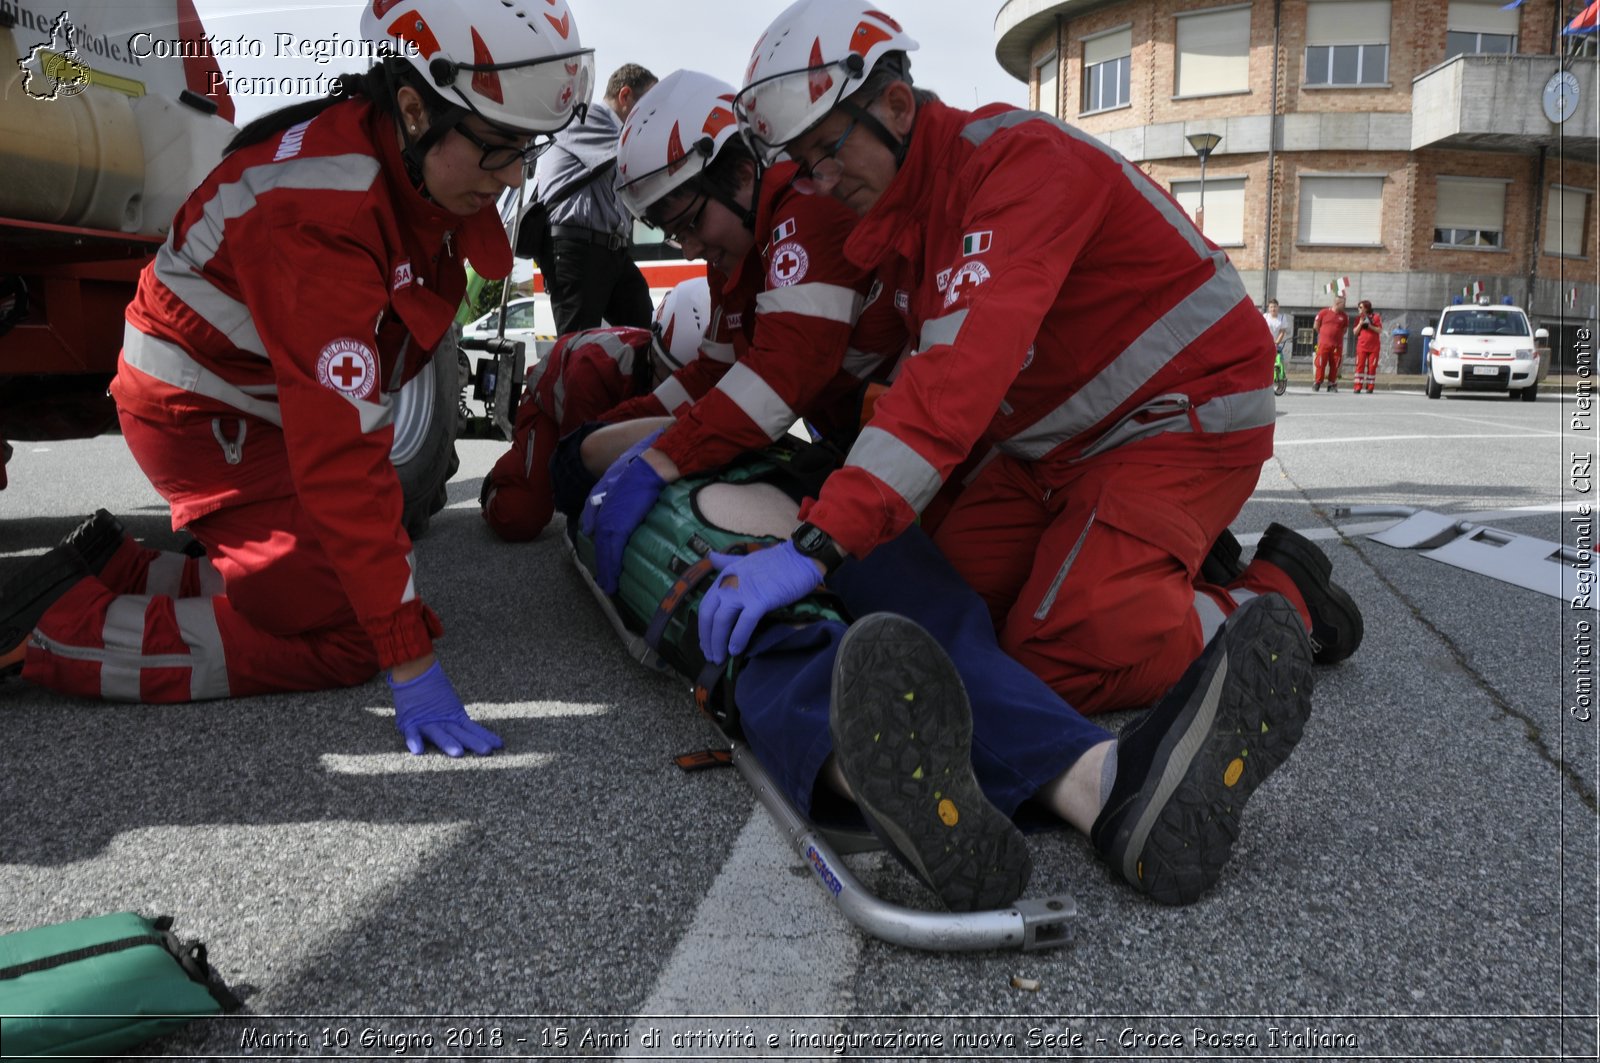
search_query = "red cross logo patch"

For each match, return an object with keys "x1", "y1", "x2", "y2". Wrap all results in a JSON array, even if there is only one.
[
  {"x1": 769, "y1": 241, "x2": 809, "y2": 288},
  {"x1": 316, "y1": 338, "x2": 378, "y2": 400},
  {"x1": 944, "y1": 261, "x2": 992, "y2": 307}
]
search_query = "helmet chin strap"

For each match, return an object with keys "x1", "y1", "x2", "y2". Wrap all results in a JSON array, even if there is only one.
[{"x1": 398, "y1": 107, "x2": 466, "y2": 198}]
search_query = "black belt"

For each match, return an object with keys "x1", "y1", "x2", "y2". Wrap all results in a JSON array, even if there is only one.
[{"x1": 550, "y1": 225, "x2": 630, "y2": 251}]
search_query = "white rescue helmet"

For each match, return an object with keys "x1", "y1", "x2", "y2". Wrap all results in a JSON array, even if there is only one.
[
  {"x1": 734, "y1": 0, "x2": 917, "y2": 166},
  {"x1": 361, "y1": 0, "x2": 595, "y2": 136},
  {"x1": 616, "y1": 70, "x2": 742, "y2": 224},
  {"x1": 650, "y1": 276, "x2": 712, "y2": 373}
]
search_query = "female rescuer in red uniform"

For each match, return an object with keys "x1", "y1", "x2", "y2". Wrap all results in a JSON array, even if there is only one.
[{"x1": 0, "y1": 0, "x2": 594, "y2": 756}]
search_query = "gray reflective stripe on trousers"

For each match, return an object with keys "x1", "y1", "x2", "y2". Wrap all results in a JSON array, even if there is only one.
[
  {"x1": 653, "y1": 375, "x2": 693, "y2": 413},
  {"x1": 25, "y1": 595, "x2": 232, "y2": 701},
  {"x1": 401, "y1": 551, "x2": 418, "y2": 605},
  {"x1": 1035, "y1": 509, "x2": 1095, "y2": 621},
  {"x1": 997, "y1": 266, "x2": 1250, "y2": 461},
  {"x1": 755, "y1": 282, "x2": 863, "y2": 324},
  {"x1": 700, "y1": 340, "x2": 737, "y2": 364},
  {"x1": 714, "y1": 361, "x2": 796, "y2": 439},
  {"x1": 143, "y1": 551, "x2": 222, "y2": 598},
  {"x1": 122, "y1": 327, "x2": 284, "y2": 426},
  {"x1": 843, "y1": 426, "x2": 944, "y2": 515},
  {"x1": 1194, "y1": 588, "x2": 1227, "y2": 644},
  {"x1": 1069, "y1": 386, "x2": 1278, "y2": 463}
]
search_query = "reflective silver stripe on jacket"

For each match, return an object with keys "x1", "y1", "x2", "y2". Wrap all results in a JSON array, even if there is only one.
[
  {"x1": 997, "y1": 267, "x2": 1252, "y2": 461},
  {"x1": 123, "y1": 326, "x2": 284, "y2": 425},
  {"x1": 699, "y1": 339, "x2": 737, "y2": 364},
  {"x1": 26, "y1": 594, "x2": 232, "y2": 701},
  {"x1": 958, "y1": 110, "x2": 1260, "y2": 460},
  {"x1": 917, "y1": 308, "x2": 969, "y2": 353},
  {"x1": 653, "y1": 375, "x2": 693, "y2": 412},
  {"x1": 844, "y1": 425, "x2": 944, "y2": 514},
  {"x1": 155, "y1": 154, "x2": 383, "y2": 357},
  {"x1": 1070, "y1": 387, "x2": 1277, "y2": 463},
  {"x1": 755, "y1": 282, "x2": 863, "y2": 324},
  {"x1": 842, "y1": 346, "x2": 888, "y2": 380},
  {"x1": 714, "y1": 361, "x2": 795, "y2": 439}
]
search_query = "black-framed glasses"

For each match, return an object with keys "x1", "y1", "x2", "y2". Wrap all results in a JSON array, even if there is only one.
[
  {"x1": 452, "y1": 122, "x2": 552, "y2": 171},
  {"x1": 652, "y1": 194, "x2": 709, "y2": 248},
  {"x1": 790, "y1": 116, "x2": 857, "y2": 195}
]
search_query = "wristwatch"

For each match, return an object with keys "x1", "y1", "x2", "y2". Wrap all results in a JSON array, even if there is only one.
[{"x1": 791, "y1": 522, "x2": 848, "y2": 574}]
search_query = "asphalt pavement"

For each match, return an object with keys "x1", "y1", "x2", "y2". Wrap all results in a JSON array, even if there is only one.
[{"x1": 0, "y1": 385, "x2": 1595, "y2": 1061}]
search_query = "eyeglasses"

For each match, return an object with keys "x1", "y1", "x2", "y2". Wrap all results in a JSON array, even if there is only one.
[
  {"x1": 791, "y1": 117, "x2": 857, "y2": 195},
  {"x1": 452, "y1": 122, "x2": 551, "y2": 171},
  {"x1": 653, "y1": 194, "x2": 709, "y2": 249}
]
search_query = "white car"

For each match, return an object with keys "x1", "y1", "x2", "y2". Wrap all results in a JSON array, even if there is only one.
[
  {"x1": 462, "y1": 297, "x2": 556, "y2": 355},
  {"x1": 1421, "y1": 302, "x2": 1547, "y2": 401}
]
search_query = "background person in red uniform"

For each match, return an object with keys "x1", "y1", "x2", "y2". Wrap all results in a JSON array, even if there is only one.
[
  {"x1": 1313, "y1": 293, "x2": 1350, "y2": 392},
  {"x1": 706, "y1": 0, "x2": 1362, "y2": 716},
  {"x1": 1352, "y1": 299, "x2": 1383, "y2": 394},
  {"x1": 577, "y1": 69, "x2": 906, "y2": 594},
  {"x1": 0, "y1": 0, "x2": 594, "y2": 757},
  {"x1": 479, "y1": 278, "x2": 710, "y2": 541}
]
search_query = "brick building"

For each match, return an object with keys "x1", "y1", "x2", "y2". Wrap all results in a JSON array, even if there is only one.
[{"x1": 993, "y1": 0, "x2": 1598, "y2": 369}]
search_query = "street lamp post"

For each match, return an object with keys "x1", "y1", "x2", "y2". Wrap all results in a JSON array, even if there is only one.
[{"x1": 1186, "y1": 131, "x2": 1222, "y2": 234}]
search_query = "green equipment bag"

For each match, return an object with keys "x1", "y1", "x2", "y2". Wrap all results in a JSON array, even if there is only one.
[
  {"x1": 572, "y1": 438, "x2": 852, "y2": 735},
  {"x1": 0, "y1": 911, "x2": 239, "y2": 1060}
]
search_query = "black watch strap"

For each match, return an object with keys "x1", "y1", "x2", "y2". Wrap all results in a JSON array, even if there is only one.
[{"x1": 791, "y1": 522, "x2": 847, "y2": 574}]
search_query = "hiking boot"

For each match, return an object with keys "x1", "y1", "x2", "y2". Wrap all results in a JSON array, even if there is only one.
[
  {"x1": 1090, "y1": 593, "x2": 1313, "y2": 905},
  {"x1": 829, "y1": 612, "x2": 1032, "y2": 911},
  {"x1": 0, "y1": 546, "x2": 89, "y2": 664},
  {"x1": 1254, "y1": 523, "x2": 1364, "y2": 665},
  {"x1": 59, "y1": 509, "x2": 126, "y2": 576},
  {"x1": 1200, "y1": 528, "x2": 1244, "y2": 585},
  {"x1": 1312, "y1": 380, "x2": 1322, "y2": 392}
]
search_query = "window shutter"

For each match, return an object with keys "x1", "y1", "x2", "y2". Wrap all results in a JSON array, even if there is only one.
[
  {"x1": 1084, "y1": 27, "x2": 1132, "y2": 66},
  {"x1": 1177, "y1": 7, "x2": 1251, "y2": 96},
  {"x1": 1172, "y1": 177, "x2": 1247, "y2": 245},
  {"x1": 1546, "y1": 186, "x2": 1589, "y2": 255},
  {"x1": 1447, "y1": 0, "x2": 1519, "y2": 35},
  {"x1": 1037, "y1": 54, "x2": 1059, "y2": 116},
  {"x1": 1435, "y1": 177, "x2": 1506, "y2": 232},
  {"x1": 1297, "y1": 176, "x2": 1384, "y2": 243},
  {"x1": 1306, "y1": 0, "x2": 1392, "y2": 46}
]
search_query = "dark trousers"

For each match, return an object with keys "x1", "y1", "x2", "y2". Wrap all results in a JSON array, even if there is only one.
[{"x1": 545, "y1": 239, "x2": 653, "y2": 335}]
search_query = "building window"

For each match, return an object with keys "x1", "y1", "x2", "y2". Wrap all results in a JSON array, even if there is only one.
[
  {"x1": 1297, "y1": 175, "x2": 1385, "y2": 245},
  {"x1": 1305, "y1": 0, "x2": 1391, "y2": 86},
  {"x1": 1171, "y1": 177, "x2": 1247, "y2": 245},
  {"x1": 1434, "y1": 176, "x2": 1507, "y2": 248},
  {"x1": 1176, "y1": 6, "x2": 1251, "y2": 97},
  {"x1": 1082, "y1": 27, "x2": 1132, "y2": 113},
  {"x1": 1445, "y1": 0, "x2": 1518, "y2": 58},
  {"x1": 1036, "y1": 51, "x2": 1059, "y2": 117},
  {"x1": 1546, "y1": 185, "x2": 1591, "y2": 257}
]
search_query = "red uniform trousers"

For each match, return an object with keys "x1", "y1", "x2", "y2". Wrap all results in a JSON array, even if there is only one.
[
  {"x1": 481, "y1": 404, "x2": 562, "y2": 541},
  {"x1": 1314, "y1": 343, "x2": 1344, "y2": 386},
  {"x1": 931, "y1": 454, "x2": 1310, "y2": 715},
  {"x1": 1354, "y1": 344, "x2": 1380, "y2": 392},
  {"x1": 22, "y1": 409, "x2": 384, "y2": 702}
]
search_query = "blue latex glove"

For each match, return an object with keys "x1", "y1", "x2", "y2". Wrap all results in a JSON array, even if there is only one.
[
  {"x1": 387, "y1": 661, "x2": 504, "y2": 757},
  {"x1": 583, "y1": 429, "x2": 669, "y2": 595},
  {"x1": 697, "y1": 541, "x2": 826, "y2": 665}
]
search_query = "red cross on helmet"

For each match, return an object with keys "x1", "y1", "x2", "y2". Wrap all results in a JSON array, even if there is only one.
[
  {"x1": 360, "y1": 0, "x2": 595, "y2": 136},
  {"x1": 616, "y1": 70, "x2": 742, "y2": 223},
  {"x1": 734, "y1": 0, "x2": 917, "y2": 166},
  {"x1": 650, "y1": 276, "x2": 712, "y2": 373}
]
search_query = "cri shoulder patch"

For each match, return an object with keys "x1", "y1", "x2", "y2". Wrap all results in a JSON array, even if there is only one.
[
  {"x1": 317, "y1": 338, "x2": 378, "y2": 400},
  {"x1": 768, "y1": 241, "x2": 809, "y2": 288},
  {"x1": 944, "y1": 260, "x2": 992, "y2": 306}
]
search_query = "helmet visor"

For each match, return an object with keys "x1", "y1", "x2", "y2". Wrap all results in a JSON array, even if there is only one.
[
  {"x1": 452, "y1": 48, "x2": 596, "y2": 135},
  {"x1": 733, "y1": 58, "x2": 859, "y2": 166},
  {"x1": 616, "y1": 136, "x2": 716, "y2": 221}
]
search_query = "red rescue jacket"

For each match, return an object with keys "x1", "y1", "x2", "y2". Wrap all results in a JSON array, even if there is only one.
[
  {"x1": 114, "y1": 97, "x2": 511, "y2": 667},
  {"x1": 800, "y1": 100, "x2": 1277, "y2": 558}
]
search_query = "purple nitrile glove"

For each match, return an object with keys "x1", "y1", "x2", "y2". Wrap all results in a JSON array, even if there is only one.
[
  {"x1": 388, "y1": 661, "x2": 503, "y2": 757},
  {"x1": 582, "y1": 428, "x2": 669, "y2": 594},
  {"x1": 697, "y1": 541, "x2": 825, "y2": 665}
]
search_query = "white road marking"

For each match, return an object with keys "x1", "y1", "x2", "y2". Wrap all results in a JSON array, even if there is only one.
[
  {"x1": 319, "y1": 752, "x2": 556, "y2": 773},
  {"x1": 619, "y1": 808, "x2": 863, "y2": 1056},
  {"x1": 1275, "y1": 431, "x2": 1559, "y2": 446},
  {"x1": 1237, "y1": 502, "x2": 1577, "y2": 546}
]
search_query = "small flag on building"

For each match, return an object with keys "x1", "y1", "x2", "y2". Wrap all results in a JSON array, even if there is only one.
[
  {"x1": 1572, "y1": 286, "x2": 1581, "y2": 308},
  {"x1": 1472, "y1": 280, "x2": 1485, "y2": 300},
  {"x1": 1564, "y1": 0, "x2": 1598, "y2": 34},
  {"x1": 1324, "y1": 276, "x2": 1351, "y2": 296}
]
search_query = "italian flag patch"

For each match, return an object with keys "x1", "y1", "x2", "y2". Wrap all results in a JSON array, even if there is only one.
[{"x1": 962, "y1": 231, "x2": 992, "y2": 255}]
